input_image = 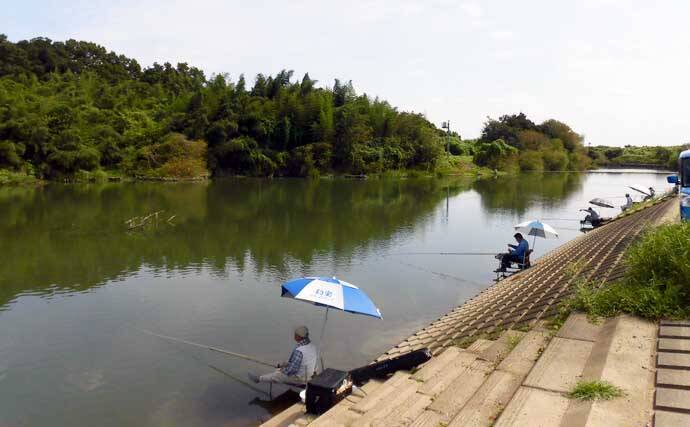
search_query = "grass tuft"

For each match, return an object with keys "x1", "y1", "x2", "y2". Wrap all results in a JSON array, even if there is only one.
[
  {"x1": 567, "y1": 380, "x2": 623, "y2": 401},
  {"x1": 507, "y1": 334, "x2": 522, "y2": 351}
]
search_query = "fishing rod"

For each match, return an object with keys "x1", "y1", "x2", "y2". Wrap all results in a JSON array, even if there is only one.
[
  {"x1": 139, "y1": 329, "x2": 277, "y2": 368},
  {"x1": 395, "y1": 260, "x2": 486, "y2": 287},
  {"x1": 167, "y1": 337, "x2": 272, "y2": 397},
  {"x1": 389, "y1": 251, "x2": 498, "y2": 256}
]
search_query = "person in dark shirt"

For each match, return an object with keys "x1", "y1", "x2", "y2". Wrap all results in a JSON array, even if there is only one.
[
  {"x1": 496, "y1": 233, "x2": 529, "y2": 272},
  {"x1": 580, "y1": 207, "x2": 601, "y2": 226}
]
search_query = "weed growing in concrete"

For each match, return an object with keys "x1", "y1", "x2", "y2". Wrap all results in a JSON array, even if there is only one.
[
  {"x1": 512, "y1": 323, "x2": 530, "y2": 332},
  {"x1": 567, "y1": 380, "x2": 623, "y2": 401},
  {"x1": 507, "y1": 334, "x2": 522, "y2": 351},
  {"x1": 453, "y1": 336, "x2": 478, "y2": 349}
]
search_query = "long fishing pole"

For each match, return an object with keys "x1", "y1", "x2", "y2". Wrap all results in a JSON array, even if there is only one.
[
  {"x1": 139, "y1": 329, "x2": 277, "y2": 368},
  {"x1": 168, "y1": 336, "x2": 271, "y2": 397},
  {"x1": 389, "y1": 251, "x2": 498, "y2": 256},
  {"x1": 395, "y1": 260, "x2": 486, "y2": 287}
]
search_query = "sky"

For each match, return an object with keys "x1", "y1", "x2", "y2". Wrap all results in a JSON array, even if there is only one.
[{"x1": 2, "y1": 0, "x2": 690, "y2": 146}]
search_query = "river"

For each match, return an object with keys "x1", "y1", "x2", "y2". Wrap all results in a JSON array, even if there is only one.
[{"x1": 0, "y1": 170, "x2": 670, "y2": 426}]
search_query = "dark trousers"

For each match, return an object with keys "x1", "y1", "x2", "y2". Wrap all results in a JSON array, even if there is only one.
[{"x1": 501, "y1": 253, "x2": 522, "y2": 269}]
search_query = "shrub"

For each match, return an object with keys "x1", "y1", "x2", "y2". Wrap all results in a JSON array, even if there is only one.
[
  {"x1": 134, "y1": 133, "x2": 209, "y2": 178},
  {"x1": 542, "y1": 148, "x2": 569, "y2": 171},
  {"x1": 626, "y1": 222, "x2": 690, "y2": 300},
  {"x1": 473, "y1": 138, "x2": 517, "y2": 170},
  {"x1": 518, "y1": 150, "x2": 544, "y2": 171}
]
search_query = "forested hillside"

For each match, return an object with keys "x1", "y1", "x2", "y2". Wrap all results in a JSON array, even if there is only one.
[
  {"x1": 0, "y1": 35, "x2": 598, "y2": 182},
  {"x1": 0, "y1": 35, "x2": 442, "y2": 180}
]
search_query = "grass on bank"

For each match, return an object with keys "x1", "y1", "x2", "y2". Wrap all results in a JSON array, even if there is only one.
[
  {"x1": 563, "y1": 221, "x2": 690, "y2": 321},
  {"x1": 433, "y1": 155, "x2": 499, "y2": 178},
  {"x1": 0, "y1": 169, "x2": 40, "y2": 185},
  {"x1": 568, "y1": 380, "x2": 624, "y2": 401}
]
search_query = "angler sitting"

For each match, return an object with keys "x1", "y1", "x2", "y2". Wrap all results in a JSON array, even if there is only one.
[
  {"x1": 580, "y1": 207, "x2": 601, "y2": 226},
  {"x1": 495, "y1": 233, "x2": 529, "y2": 272},
  {"x1": 621, "y1": 193, "x2": 633, "y2": 211},
  {"x1": 248, "y1": 326, "x2": 318, "y2": 386}
]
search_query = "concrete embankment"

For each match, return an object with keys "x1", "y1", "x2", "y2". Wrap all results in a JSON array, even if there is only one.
[{"x1": 261, "y1": 196, "x2": 680, "y2": 427}]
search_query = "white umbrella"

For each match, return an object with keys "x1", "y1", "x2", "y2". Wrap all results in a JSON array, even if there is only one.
[{"x1": 514, "y1": 220, "x2": 559, "y2": 251}]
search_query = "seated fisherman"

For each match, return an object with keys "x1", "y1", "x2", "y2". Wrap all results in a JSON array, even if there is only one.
[
  {"x1": 580, "y1": 207, "x2": 601, "y2": 226},
  {"x1": 621, "y1": 193, "x2": 633, "y2": 211},
  {"x1": 248, "y1": 326, "x2": 318, "y2": 386},
  {"x1": 496, "y1": 233, "x2": 529, "y2": 272},
  {"x1": 644, "y1": 187, "x2": 655, "y2": 201}
]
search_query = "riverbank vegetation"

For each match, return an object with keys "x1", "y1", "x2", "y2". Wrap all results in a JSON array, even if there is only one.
[
  {"x1": 567, "y1": 221, "x2": 690, "y2": 320},
  {"x1": 472, "y1": 113, "x2": 591, "y2": 173},
  {"x1": 0, "y1": 35, "x2": 444, "y2": 181},
  {"x1": 0, "y1": 35, "x2": 594, "y2": 182},
  {"x1": 587, "y1": 145, "x2": 688, "y2": 170}
]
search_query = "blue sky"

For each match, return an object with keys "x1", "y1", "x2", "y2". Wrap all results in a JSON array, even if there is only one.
[{"x1": 3, "y1": 0, "x2": 689, "y2": 146}]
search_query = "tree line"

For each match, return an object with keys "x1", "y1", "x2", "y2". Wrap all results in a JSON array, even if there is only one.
[
  {"x1": 0, "y1": 35, "x2": 594, "y2": 181},
  {"x1": 0, "y1": 35, "x2": 442, "y2": 179}
]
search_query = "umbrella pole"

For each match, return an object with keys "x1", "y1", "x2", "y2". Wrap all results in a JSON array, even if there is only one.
[
  {"x1": 317, "y1": 307, "x2": 329, "y2": 372},
  {"x1": 532, "y1": 235, "x2": 537, "y2": 252}
]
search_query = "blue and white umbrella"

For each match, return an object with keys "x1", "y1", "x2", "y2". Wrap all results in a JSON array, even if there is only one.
[
  {"x1": 514, "y1": 220, "x2": 559, "y2": 239},
  {"x1": 514, "y1": 220, "x2": 558, "y2": 252},
  {"x1": 281, "y1": 276, "x2": 382, "y2": 319},
  {"x1": 281, "y1": 276, "x2": 382, "y2": 370}
]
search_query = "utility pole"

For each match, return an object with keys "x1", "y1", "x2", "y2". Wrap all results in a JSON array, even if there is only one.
[{"x1": 442, "y1": 121, "x2": 450, "y2": 157}]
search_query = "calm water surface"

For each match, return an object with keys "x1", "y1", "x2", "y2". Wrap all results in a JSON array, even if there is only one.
[{"x1": 0, "y1": 171, "x2": 670, "y2": 426}]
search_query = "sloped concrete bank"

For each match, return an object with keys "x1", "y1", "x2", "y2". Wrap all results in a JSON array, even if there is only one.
[{"x1": 260, "y1": 197, "x2": 677, "y2": 427}]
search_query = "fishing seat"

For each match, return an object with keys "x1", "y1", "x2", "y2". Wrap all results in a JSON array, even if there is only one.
[{"x1": 514, "y1": 249, "x2": 532, "y2": 269}]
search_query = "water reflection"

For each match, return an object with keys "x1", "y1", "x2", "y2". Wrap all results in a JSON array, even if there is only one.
[
  {"x1": 7, "y1": 172, "x2": 672, "y2": 427},
  {"x1": 1, "y1": 178, "x2": 493, "y2": 309},
  {"x1": 473, "y1": 172, "x2": 584, "y2": 214}
]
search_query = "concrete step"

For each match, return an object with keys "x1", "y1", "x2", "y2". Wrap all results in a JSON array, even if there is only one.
[
  {"x1": 496, "y1": 330, "x2": 549, "y2": 377},
  {"x1": 308, "y1": 404, "x2": 359, "y2": 427},
  {"x1": 654, "y1": 410, "x2": 690, "y2": 426},
  {"x1": 466, "y1": 338, "x2": 493, "y2": 354},
  {"x1": 418, "y1": 350, "x2": 479, "y2": 396},
  {"x1": 556, "y1": 312, "x2": 604, "y2": 342},
  {"x1": 373, "y1": 391, "x2": 432, "y2": 427},
  {"x1": 355, "y1": 379, "x2": 419, "y2": 426},
  {"x1": 409, "y1": 410, "x2": 443, "y2": 427},
  {"x1": 659, "y1": 325, "x2": 690, "y2": 339},
  {"x1": 523, "y1": 336, "x2": 592, "y2": 393},
  {"x1": 656, "y1": 368, "x2": 690, "y2": 388},
  {"x1": 478, "y1": 330, "x2": 526, "y2": 364},
  {"x1": 411, "y1": 346, "x2": 461, "y2": 382},
  {"x1": 562, "y1": 315, "x2": 657, "y2": 427},
  {"x1": 427, "y1": 359, "x2": 493, "y2": 421},
  {"x1": 655, "y1": 387, "x2": 690, "y2": 412},
  {"x1": 660, "y1": 319, "x2": 690, "y2": 327},
  {"x1": 658, "y1": 338, "x2": 690, "y2": 353},
  {"x1": 259, "y1": 403, "x2": 305, "y2": 427},
  {"x1": 447, "y1": 369, "x2": 523, "y2": 427},
  {"x1": 494, "y1": 386, "x2": 570, "y2": 427},
  {"x1": 657, "y1": 352, "x2": 690, "y2": 369},
  {"x1": 351, "y1": 371, "x2": 410, "y2": 414}
]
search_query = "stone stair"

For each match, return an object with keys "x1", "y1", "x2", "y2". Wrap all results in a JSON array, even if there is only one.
[
  {"x1": 260, "y1": 313, "x2": 660, "y2": 427},
  {"x1": 653, "y1": 320, "x2": 690, "y2": 426}
]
